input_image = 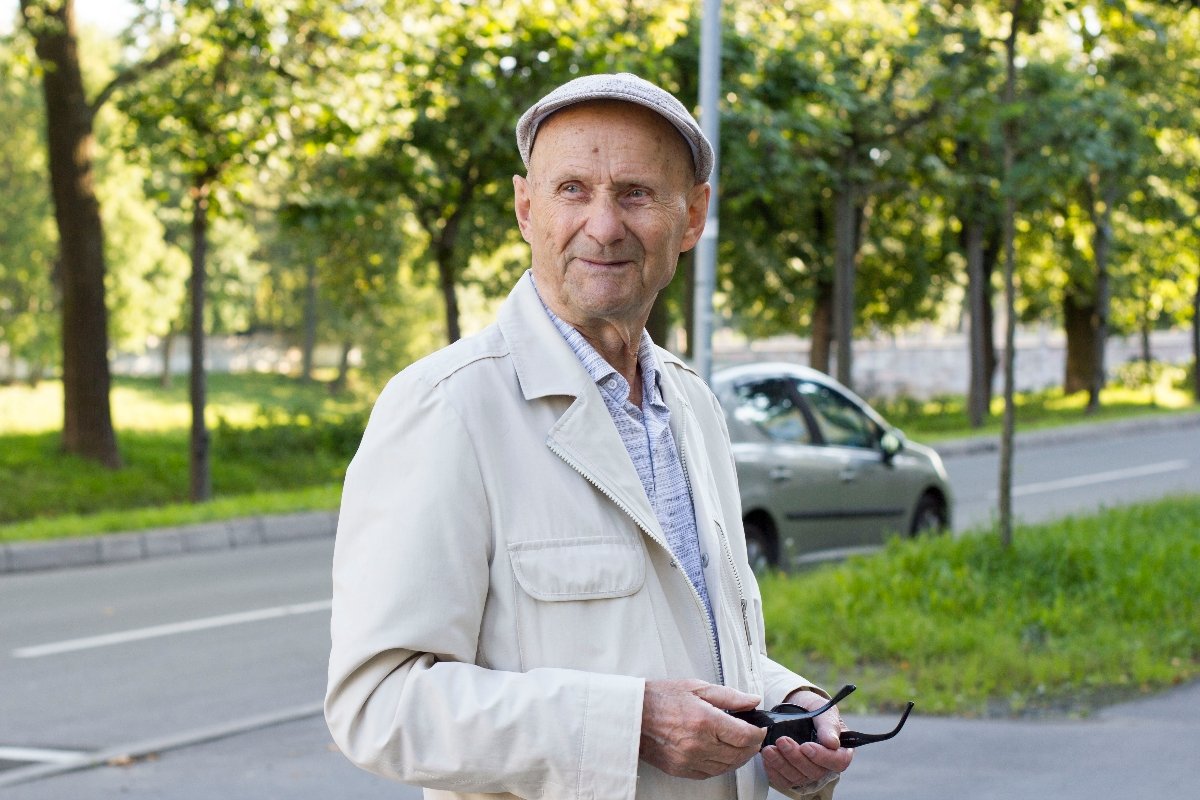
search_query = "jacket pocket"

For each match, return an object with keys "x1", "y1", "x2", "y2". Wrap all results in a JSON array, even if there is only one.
[
  {"x1": 507, "y1": 536, "x2": 654, "y2": 673},
  {"x1": 509, "y1": 536, "x2": 645, "y2": 600}
]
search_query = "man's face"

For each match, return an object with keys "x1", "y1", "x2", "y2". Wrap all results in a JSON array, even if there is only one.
[{"x1": 513, "y1": 101, "x2": 709, "y2": 331}]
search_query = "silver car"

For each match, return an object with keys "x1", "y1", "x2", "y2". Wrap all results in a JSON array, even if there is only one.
[{"x1": 711, "y1": 362, "x2": 952, "y2": 570}]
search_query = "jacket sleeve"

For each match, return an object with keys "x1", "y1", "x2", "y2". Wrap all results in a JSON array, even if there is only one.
[{"x1": 324, "y1": 373, "x2": 645, "y2": 799}]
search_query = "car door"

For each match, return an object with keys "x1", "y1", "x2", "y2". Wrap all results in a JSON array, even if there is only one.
[
  {"x1": 793, "y1": 379, "x2": 912, "y2": 545},
  {"x1": 727, "y1": 377, "x2": 857, "y2": 555}
]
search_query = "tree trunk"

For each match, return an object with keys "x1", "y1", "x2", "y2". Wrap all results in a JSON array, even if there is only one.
[
  {"x1": 832, "y1": 174, "x2": 857, "y2": 389},
  {"x1": 332, "y1": 339, "x2": 353, "y2": 394},
  {"x1": 1085, "y1": 182, "x2": 1114, "y2": 414},
  {"x1": 1063, "y1": 288, "x2": 1097, "y2": 395},
  {"x1": 646, "y1": 292, "x2": 671, "y2": 351},
  {"x1": 22, "y1": 0, "x2": 121, "y2": 468},
  {"x1": 810, "y1": 276, "x2": 834, "y2": 375},
  {"x1": 998, "y1": 0, "x2": 1025, "y2": 549},
  {"x1": 160, "y1": 323, "x2": 175, "y2": 388},
  {"x1": 301, "y1": 259, "x2": 318, "y2": 382},
  {"x1": 1192, "y1": 272, "x2": 1199, "y2": 402},
  {"x1": 189, "y1": 171, "x2": 215, "y2": 503},
  {"x1": 966, "y1": 218, "x2": 989, "y2": 427},
  {"x1": 680, "y1": 248, "x2": 696, "y2": 360}
]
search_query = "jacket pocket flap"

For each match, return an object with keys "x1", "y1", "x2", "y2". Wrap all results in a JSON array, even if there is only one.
[{"x1": 508, "y1": 537, "x2": 645, "y2": 601}]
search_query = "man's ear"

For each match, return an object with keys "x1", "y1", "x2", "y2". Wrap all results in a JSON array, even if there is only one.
[
  {"x1": 513, "y1": 175, "x2": 533, "y2": 243},
  {"x1": 680, "y1": 182, "x2": 711, "y2": 253}
]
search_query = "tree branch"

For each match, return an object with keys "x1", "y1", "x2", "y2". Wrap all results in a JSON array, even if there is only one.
[{"x1": 90, "y1": 42, "x2": 187, "y2": 114}]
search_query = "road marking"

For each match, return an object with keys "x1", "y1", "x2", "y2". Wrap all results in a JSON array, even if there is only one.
[
  {"x1": 0, "y1": 746, "x2": 89, "y2": 765},
  {"x1": 0, "y1": 702, "x2": 324, "y2": 788},
  {"x1": 1008, "y1": 460, "x2": 1190, "y2": 498},
  {"x1": 11, "y1": 599, "x2": 332, "y2": 659}
]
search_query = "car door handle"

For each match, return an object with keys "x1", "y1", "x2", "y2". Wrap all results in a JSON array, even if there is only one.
[{"x1": 769, "y1": 466, "x2": 793, "y2": 482}]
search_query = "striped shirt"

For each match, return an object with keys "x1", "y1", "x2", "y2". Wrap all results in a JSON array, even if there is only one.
[{"x1": 533, "y1": 281, "x2": 715, "y2": 630}]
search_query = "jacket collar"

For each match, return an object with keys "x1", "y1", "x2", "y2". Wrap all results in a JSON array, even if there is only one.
[
  {"x1": 498, "y1": 272, "x2": 664, "y2": 540},
  {"x1": 498, "y1": 272, "x2": 598, "y2": 402}
]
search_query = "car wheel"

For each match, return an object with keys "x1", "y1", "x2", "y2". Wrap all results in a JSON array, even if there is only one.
[
  {"x1": 743, "y1": 518, "x2": 779, "y2": 573},
  {"x1": 909, "y1": 492, "x2": 947, "y2": 536}
]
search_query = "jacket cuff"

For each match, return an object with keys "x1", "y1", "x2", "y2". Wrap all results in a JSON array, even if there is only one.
[{"x1": 579, "y1": 672, "x2": 645, "y2": 800}]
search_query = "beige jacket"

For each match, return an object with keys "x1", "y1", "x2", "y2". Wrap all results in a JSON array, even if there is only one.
[{"x1": 326, "y1": 273, "x2": 837, "y2": 800}]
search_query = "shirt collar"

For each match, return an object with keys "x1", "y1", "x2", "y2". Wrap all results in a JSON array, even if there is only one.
[{"x1": 530, "y1": 272, "x2": 665, "y2": 409}]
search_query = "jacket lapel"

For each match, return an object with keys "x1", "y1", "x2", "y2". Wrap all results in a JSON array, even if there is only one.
[{"x1": 498, "y1": 273, "x2": 664, "y2": 545}]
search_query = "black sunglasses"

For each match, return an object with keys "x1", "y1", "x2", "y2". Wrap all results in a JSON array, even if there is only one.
[{"x1": 729, "y1": 684, "x2": 914, "y2": 749}]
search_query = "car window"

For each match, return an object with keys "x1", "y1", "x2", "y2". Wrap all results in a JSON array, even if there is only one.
[
  {"x1": 732, "y1": 379, "x2": 813, "y2": 444},
  {"x1": 796, "y1": 380, "x2": 878, "y2": 449}
]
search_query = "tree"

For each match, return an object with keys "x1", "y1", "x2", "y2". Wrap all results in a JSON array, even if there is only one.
[
  {"x1": 117, "y1": 0, "x2": 317, "y2": 500},
  {"x1": 20, "y1": 0, "x2": 117, "y2": 465}
]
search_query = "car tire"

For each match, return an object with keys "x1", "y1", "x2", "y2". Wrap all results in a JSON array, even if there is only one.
[
  {"x1": 909, "y1": 492, "x2": 947, "y2": 536},
  {"x1": 743, "y1": 518, "x2": 779, "y2": 573}
]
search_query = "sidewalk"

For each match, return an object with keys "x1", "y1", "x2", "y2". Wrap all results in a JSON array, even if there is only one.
[{"x1": 814, "y1": 676, "x2": 1200, "y2": 800}]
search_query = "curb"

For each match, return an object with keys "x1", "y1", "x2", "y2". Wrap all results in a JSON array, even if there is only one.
[{"x1": 0, "y1": 510, "x2": 337, "y2": 576}]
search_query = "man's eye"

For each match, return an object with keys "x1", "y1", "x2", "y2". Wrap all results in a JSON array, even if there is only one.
[
  {"x1": 561, "y1": 183, "x2": 583, "y2": 194},
  {"x1": 627, "y1": 188, "x2": 649, "y2": 199}
]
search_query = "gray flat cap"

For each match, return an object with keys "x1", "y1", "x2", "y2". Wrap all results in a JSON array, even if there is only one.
[{"x1": 516, "y1": 72, "x2": 713, "y2": 184}]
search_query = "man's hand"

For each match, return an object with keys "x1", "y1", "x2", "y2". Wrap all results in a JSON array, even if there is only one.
[
  {"x1": 761, "y1": 689, "x2": 854, "y2": 794},
  {"x1": 639, "y1": 679, "x2": 765, "y2": 779}
]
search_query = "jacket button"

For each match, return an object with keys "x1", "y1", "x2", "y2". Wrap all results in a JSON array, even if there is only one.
[{"x1": 701, "y1": 553, "x2": 710, "y2": 568}]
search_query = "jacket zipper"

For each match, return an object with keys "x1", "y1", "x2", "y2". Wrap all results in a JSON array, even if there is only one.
[
  {"x1": 675, "y1": 429, "x2": 725, "y2": 684},
  {"x1": 715, "y1": 521, "x2": 756, "y2": 672},
  {"x1": 547, "y1": 438, "x2": 724, "y2": 685}
]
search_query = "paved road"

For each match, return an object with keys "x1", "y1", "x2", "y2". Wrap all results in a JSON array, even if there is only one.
[
  {"x1": 4, "y1": 683, "x2": 1197, "y2": 799},
  {"x1": 1, "y1": 414, "x2": 1198, "y2": 797},
  {"x1": 944, "y1": 415, "x2": 1200, "y2": 532}
]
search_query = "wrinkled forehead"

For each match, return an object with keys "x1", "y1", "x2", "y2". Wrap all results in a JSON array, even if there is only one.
[{"x1": 527, "y1": 100, "x2": 697, "y2": 182}]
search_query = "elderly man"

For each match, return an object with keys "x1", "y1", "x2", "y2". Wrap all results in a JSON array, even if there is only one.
[{"x1": 325, "y1": 73, "x2": 854, "y2": 800}]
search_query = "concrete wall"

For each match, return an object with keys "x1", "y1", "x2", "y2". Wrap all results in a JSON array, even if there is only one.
[
  {"x1": 714, "y1": 326, "x2": 1193, "y2": 400},
  {"x1": 3, "y1": 327, "x2": 1192, "y2": 400}
]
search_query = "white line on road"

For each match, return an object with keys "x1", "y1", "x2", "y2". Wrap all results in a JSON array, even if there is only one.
[
  {"x1": 0, "y1": 746, "x2": 89, "y2": 765},
  {"x1": 0, "y1": 702, "x2": 324, "y2": 788},
  {"x1": 11, "y1": 599, "x2": 332, "y2": 659},
  {"x1": 1002, "y1": 459, "x2": 1191, "y2": 498}
]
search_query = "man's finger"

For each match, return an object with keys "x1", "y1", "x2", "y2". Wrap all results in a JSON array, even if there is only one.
[{"x1": 694, "y1": 682, "x2": 761, "y2": 712}]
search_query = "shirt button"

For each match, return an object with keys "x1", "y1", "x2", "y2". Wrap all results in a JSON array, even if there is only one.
[
  {"x1": 701, "y1": 553, "x2": 710, "y2": 568},
  {"x1": 606, "y1": 379, "x2": 618, "y2": 390}
]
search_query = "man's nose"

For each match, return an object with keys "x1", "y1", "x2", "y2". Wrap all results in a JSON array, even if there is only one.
[{"x1": 582, "y1": 195, "x2": 626, "y2": 245}]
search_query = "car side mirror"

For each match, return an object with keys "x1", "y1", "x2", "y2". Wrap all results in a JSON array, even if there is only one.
[{"x1": 880, "y1": 430, "x2": 904, "y2": 462}]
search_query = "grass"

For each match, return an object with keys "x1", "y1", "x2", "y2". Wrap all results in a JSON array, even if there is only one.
[
  {"x1": 758, "y1": 494, "x2": 1200, "y2": 718},
  {"x1": 0, "y1": 373, "x2": 367, "y2": 534},
  {"x1": 875, "y1": 379, "x2": 1195, "y2": 444}
]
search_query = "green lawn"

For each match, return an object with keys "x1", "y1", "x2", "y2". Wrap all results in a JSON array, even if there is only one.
[
  {"x1": 0, "y1": 373, "x2": 365, "y2": 532},
  {"x1": 759, "y1": 494, "x2": 1200, "y2": 718}
]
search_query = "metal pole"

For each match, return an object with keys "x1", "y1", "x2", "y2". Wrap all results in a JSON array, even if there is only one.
[{"x1": 692, "y1": 0, "x2": 721, "y2": 384}]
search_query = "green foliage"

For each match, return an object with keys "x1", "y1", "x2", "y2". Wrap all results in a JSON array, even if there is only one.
[
  {"x1": 758, "y1": 495, "x2": 1200, "y2": 716},
  {"x1": 3, "y1": 0, "x2": 1198, "y2": 405},
  {"x1": 0, "y1": 31, "x2": 58, "y2": 380}
]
